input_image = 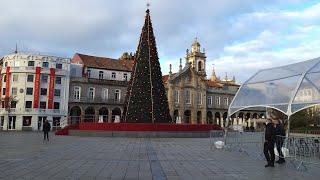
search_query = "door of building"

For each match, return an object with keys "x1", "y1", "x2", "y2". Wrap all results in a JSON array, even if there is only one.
[
  {"x1": 38, "y1": 116, "x2": 47, "y2": 131},
  {"x1": 8, "y1": 116, "x2": 16, "y2": 130}
]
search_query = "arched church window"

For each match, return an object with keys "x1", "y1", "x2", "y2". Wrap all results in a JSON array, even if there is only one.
[{"x1": 198, "y1": 61, "x2": 202, "y2": 71}]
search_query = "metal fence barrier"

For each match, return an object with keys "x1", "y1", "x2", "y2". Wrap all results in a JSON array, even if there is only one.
[
  {"x1": 210, "y1": 130, "x2": 225, "y2": 150},
  {"x1": 210, "y1": 130, "x2": 320, "y2": 171},
  {"x1": 277, "y1": 135, "x2": 320, "y2": 171},
  {"x1": 210, "y1": 130, "x2": 264, "y2": 160}
]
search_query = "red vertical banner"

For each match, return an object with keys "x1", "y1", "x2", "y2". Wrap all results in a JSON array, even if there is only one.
[
  {"x1": 4, "y1": 67, "x2": 11, "y2": 109},
  {"x1": 0, "y1": 67, "x2": 2, "y2": 100},
  {"x1": 33, "y1": 67, "x2": 41, "y2": 108},
  {"x1": 48, "y1": 68, "x2": 55, "y2": 109},
  {"x1": 5, "y1": 67, "x2": 11, "y2": 98}
]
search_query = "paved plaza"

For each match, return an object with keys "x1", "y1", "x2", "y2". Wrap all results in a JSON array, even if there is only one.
[{"x1": 0, "y1": 132, "x2": 319, "y2": 180}]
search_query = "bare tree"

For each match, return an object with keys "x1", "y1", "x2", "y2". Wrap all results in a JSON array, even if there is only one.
[{"x1": 1, "y1": 96, "x2": 18, "y2": 131}]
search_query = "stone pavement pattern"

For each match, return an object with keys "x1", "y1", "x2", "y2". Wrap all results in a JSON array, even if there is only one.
[{"x1": 0, "y1": 132, "x2": 319, "y2": 180}]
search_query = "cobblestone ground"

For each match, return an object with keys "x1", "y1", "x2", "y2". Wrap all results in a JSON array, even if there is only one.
[{"x1": 0, "y1": 132, "x2": 319, "y2": 180}]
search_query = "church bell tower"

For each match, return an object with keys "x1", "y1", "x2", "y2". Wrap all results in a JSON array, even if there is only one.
[{"x1": 186, "y1": 38, "x2": 206, "y2": 77}]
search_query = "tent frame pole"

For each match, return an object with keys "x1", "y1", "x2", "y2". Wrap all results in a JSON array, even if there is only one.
[{"x1": 286, "y1": 115, "x2": 291, "y2": 137}]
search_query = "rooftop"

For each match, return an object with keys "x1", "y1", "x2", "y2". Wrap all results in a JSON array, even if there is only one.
[{"x1": 72, "y1": 53, "x2": 134, "y2": 72}]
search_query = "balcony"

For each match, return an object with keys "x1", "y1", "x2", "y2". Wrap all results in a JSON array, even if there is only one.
[
  {"x1": 69, "y1": 97, "x2": 124, "y2": 104},
  {"x1": 0, "y1": 108, "x2": 62, "y2": 114},
  {"x1": 1, "y1": 66, "x2": 67, "y2": 76},
  {"x1": 207, "y1": 88, "x2": 237, "y2": 95},
  {"x1": 23, "y1": 108, "x2": 62, "y2": 114},
  {"x1": 70, "y1": 77, "x2": 129, "y2": 86},
  {"x1": 0, "y1": 108, "x2": 16, "y2": 113}
]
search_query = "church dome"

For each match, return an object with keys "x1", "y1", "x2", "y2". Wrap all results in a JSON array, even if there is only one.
[
  {"x1": 191, "y1": 38, "x2": 201, "y2": 53},
  {"x1": 192, "y1": 38, "x2": 201, "y2": 47}
]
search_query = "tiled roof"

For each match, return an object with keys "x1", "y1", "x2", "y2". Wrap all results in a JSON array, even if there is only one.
[
  {"x1": 206, "y1": 80, "x2": 224, "y2": 88},
  {"x1": 220, "y1": 81, "x2": 240, "y2": 87},
  {"x1": 162, "y1": 75, "x2": 170, "y2": 83},
  {"x1": 162, "y1": 73, "x2": 177, "y2": 83},
  {"x1": 72, "y1": 53, "x2": 134, "y2": 72}
]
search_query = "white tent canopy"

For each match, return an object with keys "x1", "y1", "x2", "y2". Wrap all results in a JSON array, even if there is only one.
[{"x1": 229, "y1": 57, "x2": 320, "y2": 118}]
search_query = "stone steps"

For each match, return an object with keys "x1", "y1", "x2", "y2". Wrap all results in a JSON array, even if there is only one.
[{"x1": 69, "y1": 130, "x2": 210, "y2": 138}]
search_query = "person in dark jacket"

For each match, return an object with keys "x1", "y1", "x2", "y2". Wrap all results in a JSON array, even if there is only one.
[
  {"x1": 43, "y1": 120, "x2": 51, "y2": 141},
  {"x1": 274, "y1": 119, "x2": 286, "y2": 164},
  {"x1": 264, "y1": 118, "x2": 276, "y2": 167}
]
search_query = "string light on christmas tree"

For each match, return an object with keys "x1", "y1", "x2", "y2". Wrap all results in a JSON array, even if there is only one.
[{"x1": 123, "y1": 7, "x2": 172, "y2": 123}]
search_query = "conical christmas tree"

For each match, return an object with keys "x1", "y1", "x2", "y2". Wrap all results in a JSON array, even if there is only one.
[{"x1": 123, "y1": 9, "x2": 172, "y2": 123}]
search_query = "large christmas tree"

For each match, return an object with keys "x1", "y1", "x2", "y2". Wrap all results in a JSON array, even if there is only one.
[{"x1": 123, "y1": 9, "x2": 172, "y2": 123}]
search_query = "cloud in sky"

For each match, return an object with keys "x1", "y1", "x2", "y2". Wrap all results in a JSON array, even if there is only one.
[{"x1": 0, "y1": 0, "x2": 319, "y2": 83}]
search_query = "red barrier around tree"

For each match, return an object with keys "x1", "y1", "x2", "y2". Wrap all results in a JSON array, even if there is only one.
[
  {"x1": 55, "y1": 123, "x2": 222, "y2": 136},
  {"x1": 78, "y1": 123, "x2": 221, "y2": 132}
]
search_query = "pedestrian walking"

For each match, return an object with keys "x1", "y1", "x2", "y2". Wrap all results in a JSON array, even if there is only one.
[
  {"x1": 43, "y1": 120, "x2": 51, "y2": 141},
  {"x1": 274, "y1": 119, "x2": 286, "y2": 164},
  {"x1": 264, "y1": 118, "x2": 276, "y2": 167}
]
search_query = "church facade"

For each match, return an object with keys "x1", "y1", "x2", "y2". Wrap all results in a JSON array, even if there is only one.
[{"x1": 163, "y1": 39, "x2": 266, "y2": 127}]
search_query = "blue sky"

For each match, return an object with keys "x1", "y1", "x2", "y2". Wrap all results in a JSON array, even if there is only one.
[{"x1": 0, "y1": 0, "x2": 319, "y2": 82}]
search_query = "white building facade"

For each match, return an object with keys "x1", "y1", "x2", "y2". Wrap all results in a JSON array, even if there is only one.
[
  {"x1": 0, "y1": 53, "x2": 70, "y2": 131},
  {"x1": 68, "y1": 53, "x2": 133, "y2": 124}
]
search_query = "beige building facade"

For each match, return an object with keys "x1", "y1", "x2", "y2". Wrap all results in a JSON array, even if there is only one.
[{"x1": 163, "y1": 39, "x2": 266, "y2": 126}]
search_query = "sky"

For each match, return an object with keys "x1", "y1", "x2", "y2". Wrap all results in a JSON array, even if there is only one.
[{"x1": 0, "y1": 0, "x2": 320, "y2": 83}]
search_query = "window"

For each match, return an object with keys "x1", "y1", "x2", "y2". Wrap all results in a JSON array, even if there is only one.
[
  {"x1": 56, "y1": 63, "x2": 62, "y2": 69},
  {"x1": 198, "y1": 61, "x2": 202, "y2": 72},
  {"x1": 197, "y1": 93, "x2": 202, "y2": 105},
  {"x1": 3, "y1": 75, "x2": 6, "y2": 82},
  {"x1": 12, "y1": 74, "x2": 18, "y2": 82},
  {"x1": 11, "y1": 101, "x2": 17, "y2": 108},
  {"x1": 25, "y1": 101, "x2": 32, "y2": 108},
  {"x1": 174, "y1": 90, "x2": 179, "y2": 103},
  {"x1": 42, "y1": 62, "x2": 49, "y2": 68},
  {"x1": 28, "y1": 61, "x2": 35, "y2": 67},
  {"x1": 27, "y1": 74, "x2": 34, "y2": 82},
  {"x1": 41, "y1": 75, "x2": 48, "y2": 83},
  {"x1": 41, "y1": 88, "x2": 47, "y2": 95},
  {"x1": 54, "y1": 89, "x2": 61, "y2": 97},
  {"x1": 185, "y1": 90, "x2": 191, "y2": 104},
  {"x1": 2, "y1": 88, "x2": 5, "y2": 95},
  {"x1": 124, "y1": 73, "x2": 128, "y2": 81},
  {"x1": 74, "y1": 86, "x2": 81, "y2": 100},
  {"x1": 55, "y1": 77, "x2": 62, "y2": 84},
  {"x1": 216, "y1": 97, "x2": 221, "y2": 106},
  {"x1": 0, "y1": 116, "x2": 4, "y2": 127},
  {"x1": 102, "y1": 88, "x2": 108, "y2": 100},
  {"x1": 40, "y1": 101, "x2": 46, "y2": 109},
  {"x1": 14, "y1": 61, "x2": 20, "y2": 67},
  {"x1": 53, "y1": 117, "x2": 61, "y2": 127},
  {"x1": 11, "y1": 88, "x2": 17, "y2": 96},
  {"x1": 54, "y1": 102, "x2": 60, "y2": 109},
  {"x1": 111, "y1": 72, "x2": 116, "y2": 79},
  {"x1": 115, "y1": 89, "x2": 121, "y2": 101},
  {"x1": 99, "y1": 71, "x2": 104, "y2": 79},
  {"x1": 207, "y1": 96, "x2": 212, "y2": 106},
  {"x1": 26, "y1": 88, "x2": 33, "y2": 95},
  {"x1": 87, "y1": 69, "x2": 91, "y2": 78},
  {"x1": 224, "y1": 98, "x2": 229, "y2": 106},
  {"x1": 88, "y1": 87, "x2": 95, "y2": 100},
  {"x1": 185, "y1": 76, "x2": 190, "y2": 82},
  {"x1": 4, "y1": 62, "x2": 7, "y2": 67},
  {"x1": 23, "y1": 116, "x2": 32, "y2": 126}
]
